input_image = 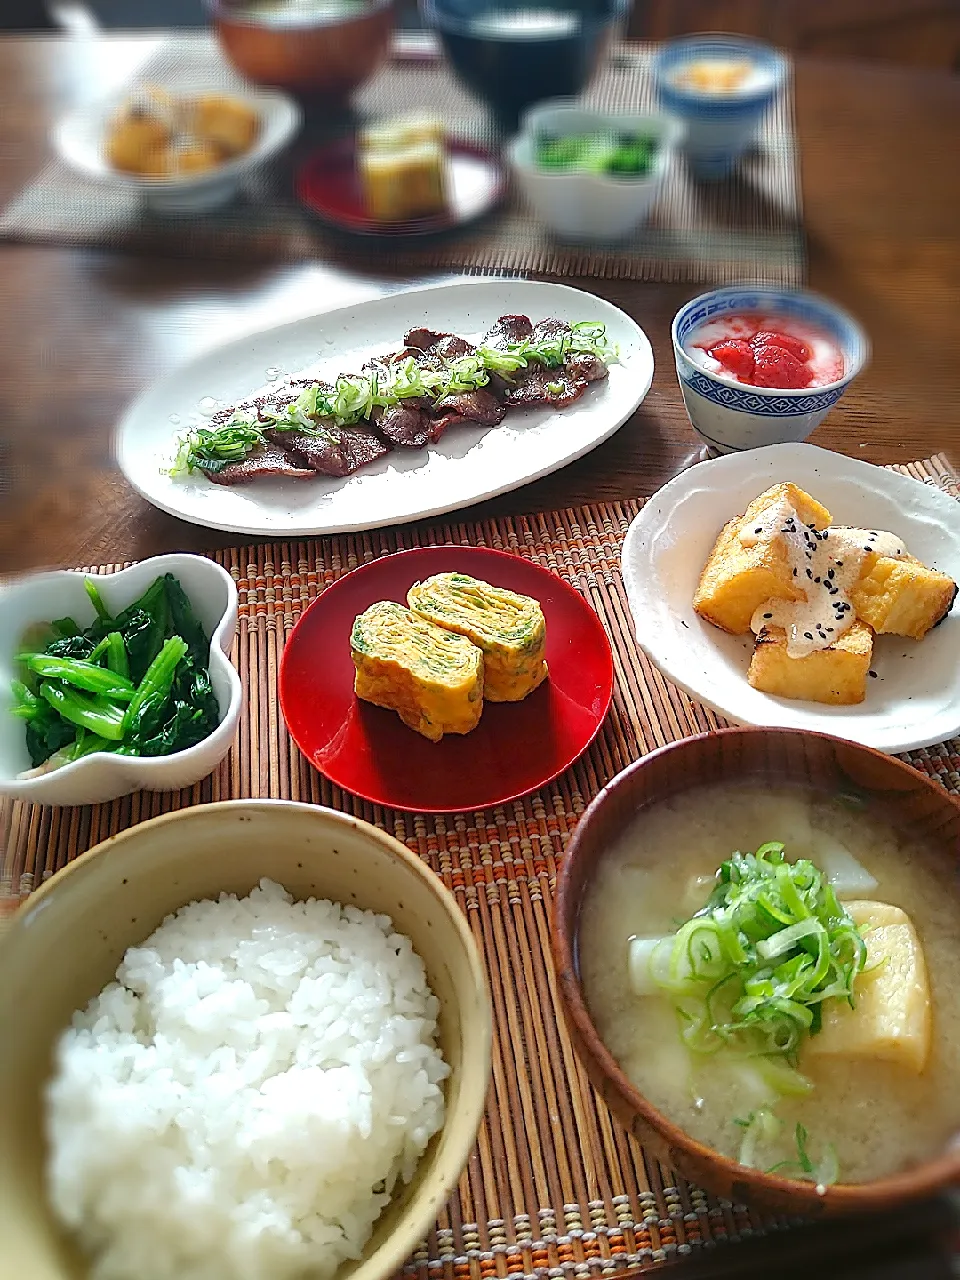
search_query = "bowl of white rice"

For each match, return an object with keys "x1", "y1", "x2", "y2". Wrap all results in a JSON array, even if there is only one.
[{"x1": 0, "y1": 800, "x2": 492, "y2": 1280}]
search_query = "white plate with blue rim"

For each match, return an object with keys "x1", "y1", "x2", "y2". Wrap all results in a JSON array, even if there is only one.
[
  {"x1": 116, "y1": 279, "x2": 654, "y2": 537},
  {"x1": 621, "y1": 442, "x2": 960, "y2": 754}
]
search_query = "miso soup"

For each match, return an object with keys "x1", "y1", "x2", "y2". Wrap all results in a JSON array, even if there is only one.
[{"x1": 578, "y1": 782, "x2": 960, "y2": 1185}]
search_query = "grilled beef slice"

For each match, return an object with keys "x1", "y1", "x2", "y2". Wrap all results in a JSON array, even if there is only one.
[
  {"x1": 482, "y1": 315, "x2": 533, "y2": 349},
  {"x1": 372, "y1": 403, "x2": 431, "y2": 448},
  {"x1": 204, "y1": 444, "x2": 315, "y2": 485},
  {"x1": 404, "y1": 328, "x2": 476, "y2": 359},
  {"x1": 431, "y1": 389, "x2": 505, "y2": 426}
]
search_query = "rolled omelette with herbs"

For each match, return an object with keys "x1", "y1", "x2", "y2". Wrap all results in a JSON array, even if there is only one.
[
  {"x1": 407, "y1": 573, "x2": 548, "y2": 702},
  {"x1": 350, "y1": 600, "x2": 484, "y2": 742}
]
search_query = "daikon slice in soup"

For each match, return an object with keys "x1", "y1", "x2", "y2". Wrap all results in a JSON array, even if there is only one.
[{"x1": 578, "y1": 782, "x2": 960, "y2": 1186}]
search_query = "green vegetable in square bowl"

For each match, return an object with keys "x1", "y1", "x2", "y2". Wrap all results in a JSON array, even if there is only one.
[
  {"x1": 508, "y1": 100, "x2": 684, "y2": 243},
  {"x1": 0, "y1": 555, "x2": 241, "y2": 805}
]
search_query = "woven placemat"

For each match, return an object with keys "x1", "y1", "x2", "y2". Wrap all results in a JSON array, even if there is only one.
[
  {"x1": 2, "y1": 453, "x2": 957, "y2": 1278},
  {"x1": 0, "y1": 34, "x2": 804, "y2": 284}
]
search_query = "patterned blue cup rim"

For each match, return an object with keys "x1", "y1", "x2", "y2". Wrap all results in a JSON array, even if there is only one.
[
  {"x1": 651, "y1": 33, "x2": 787, "y2": 117},
  {"x1": 671, "y1": 284, "x2": 870, "y2": 401}
]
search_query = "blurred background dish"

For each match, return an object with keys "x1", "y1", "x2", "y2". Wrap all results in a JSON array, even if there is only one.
[
  {"x1": 509, "y1": 100, "x2": 683, "y2": 242},
  {"x1": 209, "y1": 0, "x2": 395, "y2": 99},
  {"x1": 652, "y1": 33, "x2": 787, "y2": 180},
  {"x1": 671, "y1": 285, "x2": 868, "y2": 454},
  {"x1": 52, "y1": 82, "x2": 301, "y2": 214},
  {"x1": 419, "y1": 0, "x2": 630, "y2": 134},
  {"x1": 297, "y1": 133, "x2": 506, "y2": 235}
]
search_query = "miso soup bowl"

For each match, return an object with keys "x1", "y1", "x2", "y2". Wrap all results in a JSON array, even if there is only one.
[
  {"x1": 0, "y1": 800, "x2": 493, "y2": 1280},
  {"x1": 210, "y1": 0, "x2": 395, "y2": 100},
  {"x1": 553, "y1": 726, "x2": 960, "y2": 1216},
  {"x1": 672, "y1": 284, "x2": 869, "y2": 454}
]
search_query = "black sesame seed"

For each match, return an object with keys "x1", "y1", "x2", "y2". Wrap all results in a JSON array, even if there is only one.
[
  {"x1": 763, "y1": 612, "x2": 773, "y2": 620},
  {"x1": 814, "y1": 576, "x2": 821, "y2": 584},
  {"x1": 827, "y1": 569, "x2": 835, "y2": 579},
  {"x1": 792, "y1": 568, "x2": 798, "y2": 576},
  {"x1": 754, "y1": 526, "x2": 762, "y2": 533},
  {"x1": 836, "y1": 560, "x2": 843, "y2": 567},
  {"x1": 804, "y1": 632, "x2": 813, "y2": 640},
  {"x1": 806, "y1": 568, "x2": 812, "y2": 578},
  {"x1": 826, "y1": 627, "x2": 834, "y2": 632},
  {"x1": 869, "y1": 670, "x2": 878, "y2": 678}
]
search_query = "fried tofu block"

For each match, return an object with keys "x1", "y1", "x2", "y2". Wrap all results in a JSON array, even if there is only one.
[
  {"x1": 104, "y1": 111, "x2": 171, "y2": 174},
  {"x1": 850, "y1": 555, "x2": 957, "y2": 639},
  {"x1": 173, "y1": 140, "x2": 223, "y2": 176},
  {"x1": 807, "y1": 901, "x2": 931, "y2": 1074},
  {"x1": 694, "y1": 483, "x2": 832, "y2": 635},
  {"x1": 191, "y1": 94, "x2": 260, "y2": 156},
  {"x1": 351, "y1": 600, "x2": 483, "y2": 742},
  {"x1": 407, "y1": 572, "x2": 547, "y2": 702},
  {"x1": 747, "y1": 620, "x2": 873, "y2": 705}
]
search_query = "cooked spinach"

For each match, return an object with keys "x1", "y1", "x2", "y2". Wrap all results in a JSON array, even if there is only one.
[{"x1": 11, "y1": 573, "x2": 222, "y2": 773}]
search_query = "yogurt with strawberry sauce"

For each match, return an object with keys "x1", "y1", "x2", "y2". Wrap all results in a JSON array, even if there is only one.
[{"x1": 684, "y1": 313, "x2": 845, "y2": 390}]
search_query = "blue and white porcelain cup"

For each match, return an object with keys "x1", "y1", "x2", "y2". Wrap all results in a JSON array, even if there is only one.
[
  {"x1": 651, "y1": 34, "x2": 787, "y2": 180},
  {"x1": 671, "y1": 285, "x2": 869, "y2": 454}
]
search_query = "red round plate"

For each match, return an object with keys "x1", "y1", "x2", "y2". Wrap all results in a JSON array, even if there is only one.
[
  {"x1": 295, "y1": 137, "x2": 507, "y2": 237},
  {"x1": 279, "y1": 546, "x2": 614, "y2": 813}
]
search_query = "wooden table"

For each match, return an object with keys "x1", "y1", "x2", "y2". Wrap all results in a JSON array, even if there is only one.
[{"x1": 0, "y1": 35, "x2": 958, "y2": 575}]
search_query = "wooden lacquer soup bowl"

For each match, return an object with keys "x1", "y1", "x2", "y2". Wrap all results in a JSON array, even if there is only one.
[
  {"x1": 210, "y1": 0, "x2": 395, "y2": 99},
  {"x1": 553, "y1": 727, "x2": 960, "y2": 1216}
]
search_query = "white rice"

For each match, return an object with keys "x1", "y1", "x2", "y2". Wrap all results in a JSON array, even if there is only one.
[{"x1": 45, "y1": 878, "x2": 450, "y2": 1280}]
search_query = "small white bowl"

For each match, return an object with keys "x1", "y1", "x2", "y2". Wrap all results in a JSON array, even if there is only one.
[
  {"x1": 508, "y1": 101, "x2": 683, "y2": 243},
  {"x1": 621, "y1": 442, "x2": 960, "y2": 754},
  {"x1": 672, "y1": 284, "x2": 869, "y2": 454},
  {"x1": 0, "y1": 555, "x2": 241, "y2": 806},
  {"x1": 51, "y1": 86, "x2": 301, "y2": 216}
]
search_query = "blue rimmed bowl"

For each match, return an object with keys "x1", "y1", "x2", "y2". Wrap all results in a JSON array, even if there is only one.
[
  {"x1": 672, "y1": 285, "x2": 869, "y2": 454},
  {"x1": 651, "y1": 33, "x2": 787, "y2": 180}
]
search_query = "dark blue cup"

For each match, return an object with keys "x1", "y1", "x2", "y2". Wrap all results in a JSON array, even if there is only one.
[{"x1": 421, "y1": 0, "x2": 630, "y2": 134}]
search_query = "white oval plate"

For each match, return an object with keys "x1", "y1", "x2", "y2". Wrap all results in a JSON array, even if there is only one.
[
  {"x1": 621, "y1": 443, "x2": 960, "y2": 754},
  {"x1": 116, "y1": 280, "x2": 654, "y2": 537}
]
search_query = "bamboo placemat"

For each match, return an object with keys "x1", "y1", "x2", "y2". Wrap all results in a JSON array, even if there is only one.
[
  {"x1": 2, "y1": 453, "x2": 958, "y2": 1279},
  {"x1": 0, "y1": 33, "x2": 804, "y2": 285}
]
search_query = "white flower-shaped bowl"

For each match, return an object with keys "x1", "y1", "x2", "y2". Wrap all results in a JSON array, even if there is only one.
[
  {"x1": 51, "y1": 86, "x2": 301, "y2": 216},
  {"x1": 0, "y1": 555, "x2": 241, "y2": 806},
  {"x1": 621, "y1": 443, "x2": 960, "y2": 755},
  {"x1": 508, "y1": 100, "x2": 684, "y2": 243}
]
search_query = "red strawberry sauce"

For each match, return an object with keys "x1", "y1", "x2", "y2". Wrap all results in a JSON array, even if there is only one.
[{"x1": 687, "y1": 314, "x2": 844, "y2": 389}]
